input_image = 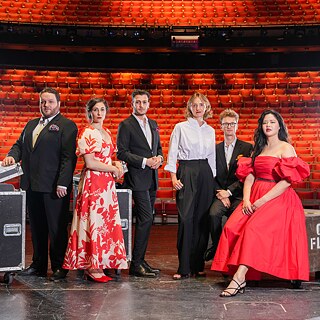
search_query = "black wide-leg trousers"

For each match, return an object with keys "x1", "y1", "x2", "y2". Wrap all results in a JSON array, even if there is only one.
[{"x1": 176, "y1": 159, "x2": 215, "y2": 275}]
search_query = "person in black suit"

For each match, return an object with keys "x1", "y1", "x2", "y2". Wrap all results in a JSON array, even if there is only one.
[
  {"x1": 117, "y1": 89, "x2": 163, "y2": 278},
  {"x1": 204, "y1": 109, "x2": 253, "y2": 261},
  {"x1": 1, "y1": 87, "x2": 78, "y2": 281}
]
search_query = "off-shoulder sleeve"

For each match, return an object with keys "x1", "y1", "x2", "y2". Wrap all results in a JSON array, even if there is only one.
[
  {"x1": 76, "y1": 127, "x2": 102, "y2": 156},
  {"x1": 273, "y1": 157, "x2": 310, "y2": 183},
  {"x1": 235, "y1": 157, "x2": 254, "y2": 182}
]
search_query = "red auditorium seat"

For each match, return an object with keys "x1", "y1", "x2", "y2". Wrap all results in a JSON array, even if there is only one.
[
  {"x1": 309, "y1": 181, "x2": 320, "y2": 190},
  {"x1": 312, "y1": 172, "x2": 320, "y2": 180},
  {"x1": 158, "y1": 179, "x2": 173, "y2": 188},
  {"x1": 156, "y1": 188, "x2": 174, "y2": 200},
  {"x1": 312, "y1": 141, "x2": 320, "y2": 149},
  {"x1": 292, "y1": 181, "x2": 308, "y2": 189}
]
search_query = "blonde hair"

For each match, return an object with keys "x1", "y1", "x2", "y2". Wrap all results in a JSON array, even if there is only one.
[
  {"x1": 219, "y1": 109, "x2": 239, "y2": 124},
  {"x1": 185, "y1": 92, "x2": 212, "y2": 120}
]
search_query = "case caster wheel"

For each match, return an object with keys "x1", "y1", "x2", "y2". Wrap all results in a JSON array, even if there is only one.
[
  {"x1": 115, "y1": 269, "x2": 121, "y2": 276},
  {"x1": 3, "y1": 272, "x2": 14, "y2": 285},
  {"x1": 291, "y1": 280, "x2": 302, "y2": 289}
]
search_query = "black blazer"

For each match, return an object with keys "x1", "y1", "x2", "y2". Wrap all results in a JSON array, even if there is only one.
[
  {"x1": 8, "y1": 113, "x2": 78, "y2": 193},
  {"x1": 116, "y1": 115, "x2": 163, "y2": 191},
  {"x1": 215, "y1": 139, "x2": 253, "y2": 199}
]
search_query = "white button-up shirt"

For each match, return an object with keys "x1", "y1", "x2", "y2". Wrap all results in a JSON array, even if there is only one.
[
  {"x1": 164, "y1": 117, "x2": 216, "y2": 176},
  {"x1": 132, "y1": 113, "x2": 152, "y2": 169},
  {"x1": 225, "y1": 138, "x2": 237, "y2": 169}
]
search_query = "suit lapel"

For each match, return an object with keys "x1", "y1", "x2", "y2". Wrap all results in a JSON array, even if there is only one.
[
  {"x1": 26, "y1": 119, "x2": 40, "y2": 150},
  {"x1": 129, "y1": 115, "x2": 151, "y2": 150},
  {"x1": 229, "y1": 140, "x2": 242, "y2": 171},
  {"x1": 149, "y1": 119, "x2": 158, "y2": 152},
  {"x1": 33, "y1": 114, "x2": 61, "y2": 149},
  {"x1": 217, "y1": 143, "x2": 228, "y2": 173}
]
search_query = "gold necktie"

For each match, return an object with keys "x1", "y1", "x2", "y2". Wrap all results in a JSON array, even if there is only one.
[{"x1": 32, "y1": 119, "x2": 46, "y2": 147}]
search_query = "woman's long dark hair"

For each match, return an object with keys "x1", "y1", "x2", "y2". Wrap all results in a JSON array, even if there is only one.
[{"x1": 252, "y1": 110, "x2": 290, "y2": 164}]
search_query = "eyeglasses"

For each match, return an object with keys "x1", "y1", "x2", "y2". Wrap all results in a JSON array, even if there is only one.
[{"x1": 221, "y1": 122, "x2": 237, "y2": 128}]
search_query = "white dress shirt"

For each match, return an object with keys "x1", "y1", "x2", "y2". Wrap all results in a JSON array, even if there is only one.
[
  {"x1": 132, "y1": 113, "x2": 152, "y2": 169},
  {"x1": 225, "y1": 138, "x2": 237, "y2": 169},
  {"x1": 164, "y1": 117, "x2": 216, "y2": 176}
]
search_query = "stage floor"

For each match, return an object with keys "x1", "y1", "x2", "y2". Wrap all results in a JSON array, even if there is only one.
[{"x1": 1, "y1": 224, "x2": 320, "y2": 320}]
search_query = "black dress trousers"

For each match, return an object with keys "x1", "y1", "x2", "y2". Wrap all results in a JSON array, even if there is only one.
[{"x1": 176, "y1": 159, "x2": 215, "y2": 275}]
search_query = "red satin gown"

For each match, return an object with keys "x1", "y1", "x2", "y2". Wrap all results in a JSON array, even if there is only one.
[{"x1": 211, "y1": 156, "x2": 310, "y2": 281}]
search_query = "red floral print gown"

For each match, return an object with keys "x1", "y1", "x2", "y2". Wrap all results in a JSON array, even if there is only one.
[{"x1": 63, "y1": 126, "x2": 128, "y2": 270}]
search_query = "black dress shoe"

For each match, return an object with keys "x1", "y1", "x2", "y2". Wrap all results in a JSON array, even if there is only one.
[
  {"x1": 204, "y1": 246, "x2": 215, "y2": 262},
  {"x1": 142, "y1": 261, "x2": 160, "y2": 274},
  {"x1": 19, "y1": 266, "x2": 47, "y2": 277},
  {"x1": 103, "y1": 269, "x2": 121, "y2": 280},
  {"x1": 50, "y1": 269, "x2": 68, "y2": 281},
  {"x1": 129, "y1": 264, "x2": 157, "y2": 278}
]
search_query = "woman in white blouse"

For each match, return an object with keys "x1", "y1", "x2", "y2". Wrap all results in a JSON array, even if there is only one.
[{"x1": 164, "y1": 92, "x2": 217, "y2": 280}]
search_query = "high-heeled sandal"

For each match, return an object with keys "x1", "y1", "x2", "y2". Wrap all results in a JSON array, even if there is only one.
[
  {"x1": 172, "y1": 273, "x2": 190, "y2": 280},
  {"x1": 220, "y1": 278, "x2": 246, "y2": 297},
  {"x1": 84, "y1": 269, "x2": 112, "y2": 283}
]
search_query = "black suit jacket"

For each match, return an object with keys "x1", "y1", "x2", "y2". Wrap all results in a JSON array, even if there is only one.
[
  {"x1": 215, "y1": 139, "x2": 253, "y2": 199},
  {"x1": 8, "y1": 113, "x2": 78, "y2": 193},
  {"x1": 116, "y1": 115, "x2": 163, "y2": 191}
]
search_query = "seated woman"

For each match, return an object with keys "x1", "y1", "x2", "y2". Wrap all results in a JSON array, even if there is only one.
[
  {"x1": 211, "y1": 109, "x2": 310, "y2": 297},
  {"x1": 63, "y1": 98, "x2": 128, "y2": 282}
]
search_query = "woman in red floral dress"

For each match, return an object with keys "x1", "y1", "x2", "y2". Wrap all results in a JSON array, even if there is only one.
[{"x1": 63, "y1": 98, "x2": 128, "y2": 282}]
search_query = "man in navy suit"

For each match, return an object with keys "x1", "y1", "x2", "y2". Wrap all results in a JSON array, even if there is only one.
[
  {"x1": 2, "y1": 87, "x2": 77, "y2": 281},
  {"x1": 117, "y1": 89, "x2": 163, "y2": 277},
  {"x1": 204, "y1": 109, "x2": 253, "y2": 261}
]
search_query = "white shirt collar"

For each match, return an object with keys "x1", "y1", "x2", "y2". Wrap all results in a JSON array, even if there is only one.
[
  {"x1": 132, "y1": 113, "x2": 148, "y2": 124},
  {"x1": 41, "y1": 112, "x2": 60, "y2": 124},
  {"x1": 225, "y1": 137, "x2": 237, "y2": 149},
  {"x1": 187, "y1": 117, "x2": 207, "y2": 127}
]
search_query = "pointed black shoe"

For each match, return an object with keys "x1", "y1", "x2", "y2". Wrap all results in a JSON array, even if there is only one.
[
  {"x1": 142, "y1": 261, "x2": 160, "y2": 274},
  {"x1": 129, "y1": 264, "x2": 157, "y2": 278},
  {"x1": 49, "y1": 269, "x2": 68, "y2": 281},
  {"x1": 19, "y1": 266, "x2": 47, "y2": 277}
]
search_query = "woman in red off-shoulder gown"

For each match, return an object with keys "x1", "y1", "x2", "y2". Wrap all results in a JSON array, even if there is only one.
[{"x1": 212, "y1": 110, "x2": 310, "y2": 297}]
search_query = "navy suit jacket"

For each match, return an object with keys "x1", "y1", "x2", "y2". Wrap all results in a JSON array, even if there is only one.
[
  {"x1": 8, "y1": 113, "x2": 78, "y2": 193},
  {"x1": 215, "y1": 139, "x2": 253, "y2": 200},
  {"x1": 116, "y1": 115, "x2": 163, "y2": 191}
]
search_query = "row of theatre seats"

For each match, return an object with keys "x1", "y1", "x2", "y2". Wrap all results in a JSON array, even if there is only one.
[
  {"x1": 1, "y1": 0, "x2": 320, "y2": 26},
  {"x1": 2, "y1": 70, "x2": 320, "y2": 88},
  {"x1": 0, "y1": 68, "x2": 319, "y2": 220}
]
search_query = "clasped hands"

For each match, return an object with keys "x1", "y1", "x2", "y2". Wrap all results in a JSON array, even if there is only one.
[
  {"x1": 146, "y1": 156, "x2": 162, "y2": 170},
  {"x1": 242, "y1": 198, "x2": 263, "y2": 215},
  {"x1": 112, "y1": 161, "x2": 124, "y2": 180},
  {"x1": 216, "y1": 189, "x2": 231, "y2": 208}
]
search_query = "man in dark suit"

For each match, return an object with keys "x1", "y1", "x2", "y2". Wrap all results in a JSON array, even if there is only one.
[
  {"x1": 204, "y1": 109, "x2": 253, "y2": 261},
  {"x1": 117, "y1": 89, "x2": 163, "y2": 277},
  {"x1": 1, "y1": 87, "x2": 78, "y2": 281}
]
